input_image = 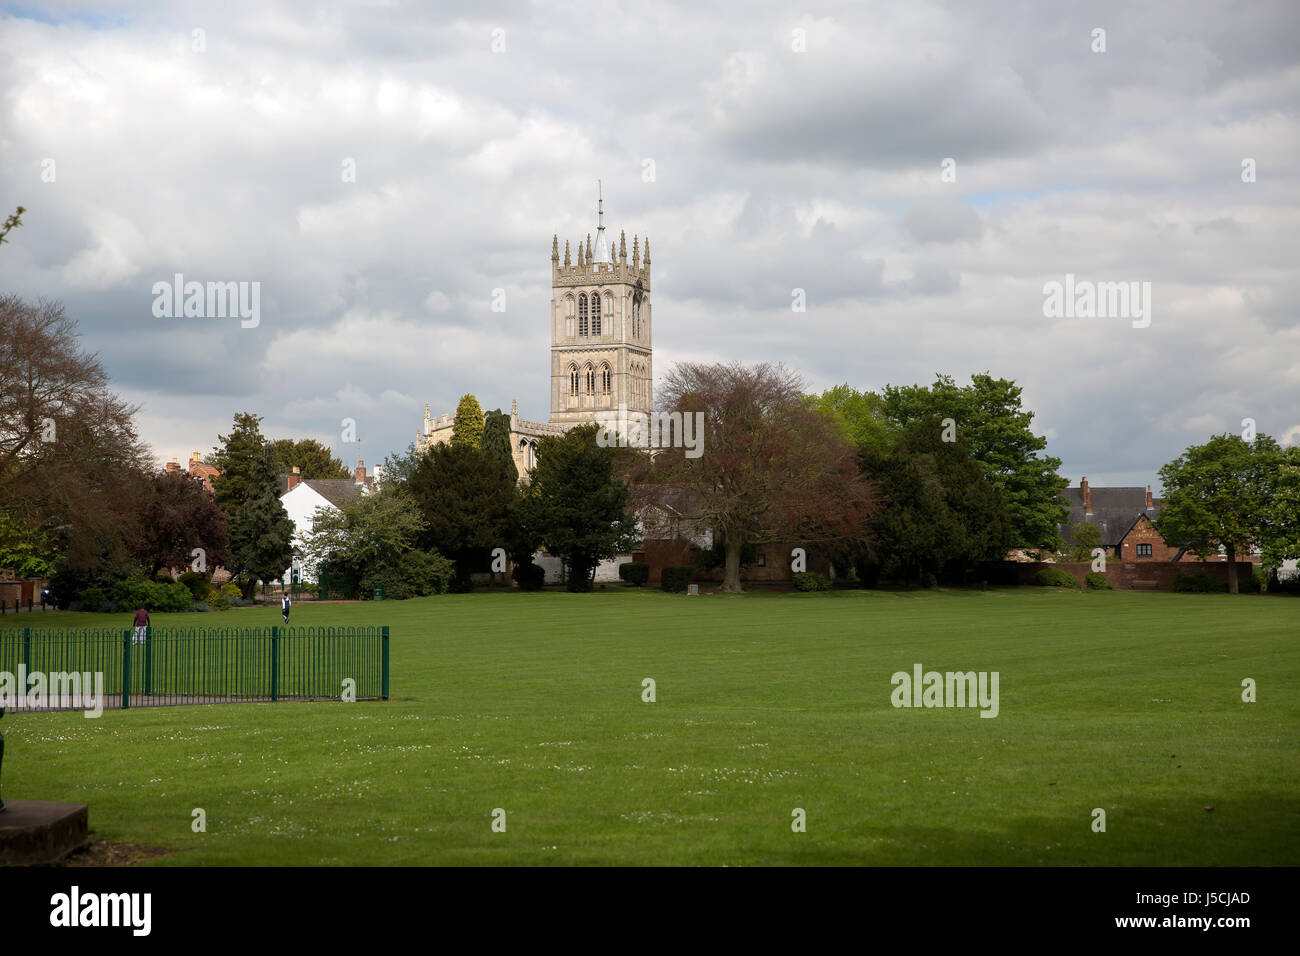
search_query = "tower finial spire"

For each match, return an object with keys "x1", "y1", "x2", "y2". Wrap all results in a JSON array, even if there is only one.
[{"x1": 597, "y1": 179, "x2": 604, "y2": 232}]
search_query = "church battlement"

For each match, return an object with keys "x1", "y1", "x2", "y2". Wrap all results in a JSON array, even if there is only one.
[{"x1": 551, "y1": 231, "x2": 650, "y2": 288}]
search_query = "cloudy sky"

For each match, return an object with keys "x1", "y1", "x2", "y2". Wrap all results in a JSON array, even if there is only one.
[{"x1": 1, "y1": 0, "x2": 1296, "y2": 489}]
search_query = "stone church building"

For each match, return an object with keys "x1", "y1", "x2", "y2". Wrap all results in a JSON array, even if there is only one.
[{"x1": 416, "y1": 191, "x2": 652, "y2": 473}]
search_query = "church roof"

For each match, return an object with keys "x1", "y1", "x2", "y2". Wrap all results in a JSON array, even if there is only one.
[
  {"x1": 592, "y1": 227, "x2": 613, "y2": 265},
  {"x1": 592, "y1": 180, "x2": 613, "y2": 264}
]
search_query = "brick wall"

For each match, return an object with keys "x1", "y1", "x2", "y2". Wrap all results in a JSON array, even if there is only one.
[{"x1": 994, "y1": 560, "x2": 1254, "y2": 590}]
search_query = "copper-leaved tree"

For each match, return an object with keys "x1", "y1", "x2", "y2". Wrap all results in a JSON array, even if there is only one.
[{"x1": 644, "y1": 361, "x2": 878, "y2": 593}]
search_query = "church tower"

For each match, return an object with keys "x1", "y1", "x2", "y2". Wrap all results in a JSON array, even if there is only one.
[{"x1": 548, "y1": 185, "x2": 652, "y2": 428}]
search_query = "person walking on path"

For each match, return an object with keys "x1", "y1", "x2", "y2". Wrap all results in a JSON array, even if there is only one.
[
  {"x1": 281, "y1": 593, "x2": 291, "y2": 625},
  {"x1": 133, "y1": 606, "x2": 150, "y2": 645}
]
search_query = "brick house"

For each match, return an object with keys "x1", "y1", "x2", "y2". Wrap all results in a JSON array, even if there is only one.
[
  {"x1": 163, "y1": 451, "x2": 221, "y2": 493},
  {"x1": 1059, "y1": 477, "x2": 1260, "y2": 565}
]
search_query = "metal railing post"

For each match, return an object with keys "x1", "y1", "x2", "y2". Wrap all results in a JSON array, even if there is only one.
[
  {"x1": 382, "y1": 626, "x2": 390, "y2": 701},
  {"x1": 270, "y1": 626, "x2": 279, "y2": 702},
  {"x1": 122, "y1": 630, "x2": 132, "y2": 710},
  {"x1": 144, "y1": 626, "x2": 153, "y2": 696}
]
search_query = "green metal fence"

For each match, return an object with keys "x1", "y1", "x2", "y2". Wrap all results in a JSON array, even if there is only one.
[{"x1": 0, "y1": 625, "x2": 390, "y2": 711}]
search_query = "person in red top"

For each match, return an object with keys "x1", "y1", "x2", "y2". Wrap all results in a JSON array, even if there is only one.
[{"x1": 133, "y1": 606, "x2": 150, "y2": 645}]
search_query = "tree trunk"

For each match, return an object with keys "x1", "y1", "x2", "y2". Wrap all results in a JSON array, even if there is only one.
[
  {"x1": 722, "y1": 537, "x2": 744, "y2": 593},
  {"x1": 1226, "y1": 543, "x2": 1238, "y2": 594}
]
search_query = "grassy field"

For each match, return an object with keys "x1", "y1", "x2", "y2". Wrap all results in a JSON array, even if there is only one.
[{"x1": 3, "y1": 587, "x2": 1298, "y2": 866}]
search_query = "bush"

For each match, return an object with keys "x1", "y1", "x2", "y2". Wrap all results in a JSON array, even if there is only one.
[
  {"x1": 1268, "y1": 571, "x2": 1300, "y2": 594},
  {"x1": 177, "y1": 571, "x2": 214, "y2": 602},
  {"x1": 1084, "y1": 571, "x2": 1113, "y2": 590},
  {"x1": 113, "y1": 577, "x2": 194, "y2": 612},
  {"x1": 512, "y1": 561, "x2": 546, "y2": 591},
  {"x1": 1172, "y1": 572, "x2": 1228, "y2": 593},
  {"x1": 79, "y1": 587, "x2": 109, "y2": 611},
  {"x1": 219, "y1": 582, "x2": 242, "y2": 599},
  {"x1": 618, "y1": 562, "x2": 650, "y2": 587},
  {"x1": 792, "y1": 571, "x2": 831, "y2": 592},
  {"x1": 661, "y1": 566, "x2": 693, "y2": 593},
  {"x1": 361, "y1": 550, "x2": 455, "y2": 600},
  {"x1": 1035, "y1": 568, "x2": 1082, "y2": 589}
]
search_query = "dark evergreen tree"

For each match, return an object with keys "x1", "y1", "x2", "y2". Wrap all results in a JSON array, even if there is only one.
[
  {"x1": 861, "y1": 417, "x2": 1012, "y2": 585},
  {"x1": 482, "y1": 409, "x2": 518, "y2": 483},
  {"x1": 519, "y1": 425, "x2": 637, "y2": 592},
  {"x1": 408, "y1": 442, "x2": 519, "y2": 587}
]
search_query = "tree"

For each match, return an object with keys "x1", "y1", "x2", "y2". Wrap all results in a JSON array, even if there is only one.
[
  {"x1": 1064, "y1": 522, "x2": 1102, "y2": 563},
  {"x1": 1156, "y1": 433, "x2": 1283, "y2": 594},
  {"x1": 0, "y1": 206, "x2": 24, "y2": 248},
  {"x1": 451, "y1": 394, "x2": 484, "y2": 449},
  {"x1": 482, "y1": 409, "x2": 518, "y2": 483},
  {"x1": 649, "y1": 362, "x2": 878, "y2": 593},
  {"x1": 881, "y1": 374, "x2": 1068, "y2": 552},
  {"x1": 520, "y1": 425, "x2": 637, "y2": 591},
  {"x1": 380, "y1": 442, "x2": 424, "y2": 484},
  {"x1": 133, "y1": 471, "x2": 231, "y2": 576},
  {"x1": 408, "y1": 442, "x2": 519, "y2": 586},
  {"x1": 861, "y1": 418, "x2": 1012, "y2": 585},
  {"x1": 270, "y1": 438, "x2": 349, "y2": 479},
  {"x1": 1261, "y1": 445, "x2": 1300, "y2": 574},
  {"x1": 0, "y1": 296, "x2": 150, "y2": 575},
  {"x1": 226, "y1": 485, "x2": 296, "y2": 598},
  {"x1": 299, "y1": 485, "x2": 434, "y2": 594},
  {"x1": 810, "y1": 384, "x2": 892, "y2": 454},
  {"x1": 209, "y1": 418, "x2": 295, "y2": 595},
  {"x1": 0, "y1": 512, "x2": 55, "y2": 579},
  {"x1": 210, "y1": 413, "x2": 276, "y2": 514}
]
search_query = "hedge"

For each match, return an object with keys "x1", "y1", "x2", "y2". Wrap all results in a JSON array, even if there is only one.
[
  {"x1": 618, "y1": 562, "x2": 650, "y2": 586},
  {"x1": 512, "y1": 561, "x2": 546, "y2": 591},
  {"x1": 1084, "y1": 571, "x2": 1113, "y2": 590},
  {"x1": 792, "y1": 571, "x2": 831, "y2": 592},
  {"x1": 661, "y1": 566, "x2": 693, "y2": 593},
  {"x1": 1035, "y1": 568, "x2": 1081, "y2": 589}
]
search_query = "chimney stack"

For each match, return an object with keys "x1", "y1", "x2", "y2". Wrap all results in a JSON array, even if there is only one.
[
  {"x1": 354, "y1": 460, "x2": 366, "y2": 484},
  {"x1": 288, "y1": 466, "x2": 301, "y2": 490},
  {"x1": 1146, "y1": 485, "x2": 1154, "y2": 511},
  {"x1": 165, "y1": 460, "x2": 180, "y2": 475},
  {"x1": 1081, "y1": 476, "x2": 1092, "y2": 515}
]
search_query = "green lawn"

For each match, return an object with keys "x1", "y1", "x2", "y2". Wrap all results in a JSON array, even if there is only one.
[{"x1": 3, "y1": 587, "x2": 1298, "y2": 865}]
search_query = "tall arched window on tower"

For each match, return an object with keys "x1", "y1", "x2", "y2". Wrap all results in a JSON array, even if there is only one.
[
  {"x1": 564, "y1": 294, "x2": 575, "y2": 337},
  {"x1": 568, "y1": 364, "x2": 579, "y2": 403},
  {"x1": 602, "y1": 292, "x2": 613, "y2": 336},
  {"x1": 632, "y1": 299, "x2": 641, "y2": 339},
  {"x1": 591, "y1": 293, "x2": 602, "y2": 336},
  {"x1": 585, "y1": 364, "x2": 596, "y2": 396},
  {"x1": 600, "y1": 364, "x2": 612, "y2": 399},
  {"x1": 578, "y1": 293, "x2": 589, "y2": 337}
]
